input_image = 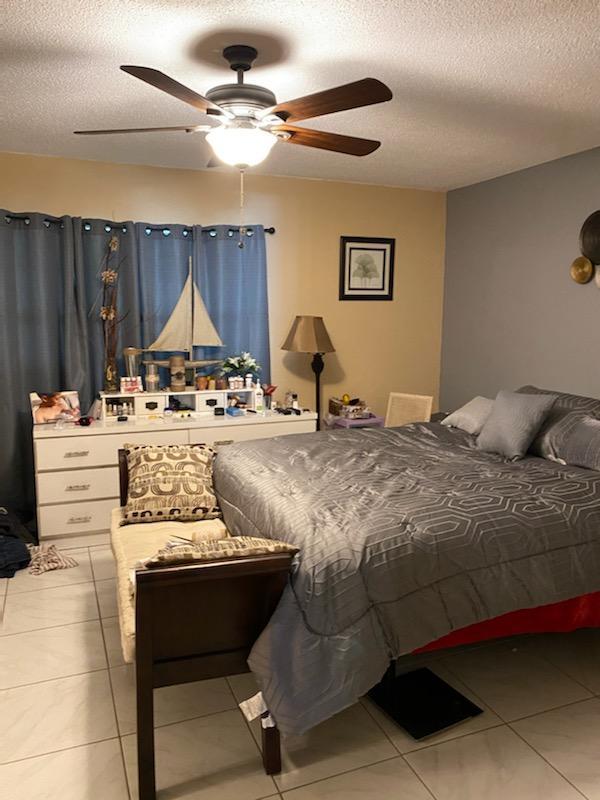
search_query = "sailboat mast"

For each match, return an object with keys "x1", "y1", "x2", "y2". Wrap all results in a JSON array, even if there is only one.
[{"x1": 188, "y1": 255, "x2": 193, "y2": 360}]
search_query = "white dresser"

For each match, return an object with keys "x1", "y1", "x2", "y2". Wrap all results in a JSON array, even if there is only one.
[{"x1": 33, "y1": 412, "x2": 317, "y2": 547}]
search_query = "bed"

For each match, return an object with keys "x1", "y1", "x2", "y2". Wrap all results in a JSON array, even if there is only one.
[{"x1": 213, "y1": 420, "x2": 600, "y2": 736}]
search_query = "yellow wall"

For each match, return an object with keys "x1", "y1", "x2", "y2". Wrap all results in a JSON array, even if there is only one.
[{"x1": 0, "y1": 151, "x2": 446, "y2": 416}]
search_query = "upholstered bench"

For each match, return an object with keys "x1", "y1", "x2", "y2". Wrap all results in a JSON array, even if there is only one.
[
  {"x1": 110, "y1": 508, "x2": 228, "y2": 664},
  {"x1": 112, "y1": 448, "x2": 295, "y2": 800}
]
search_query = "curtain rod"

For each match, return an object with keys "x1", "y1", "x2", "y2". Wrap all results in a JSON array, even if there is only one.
[
  {"x1": 4, "y1": 214, "x2": 275, "y2": 235},
  {"x1": 4, "y1": 212, "x2": 63, "y2": 227},
  {"x1": 135, "y1": 224, "x2": 275, "y2": 234}
]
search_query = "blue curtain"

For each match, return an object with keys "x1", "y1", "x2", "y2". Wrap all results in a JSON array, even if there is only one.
[
  {"x1": 0, "y1": 212, "x2": 270, "y2": 520},
  {"x1": 0, "y1": 212, "x2": 88, "y2": 515},
  {"x1": 194, "y1": 225, "x2": 270, "y2": 382}
]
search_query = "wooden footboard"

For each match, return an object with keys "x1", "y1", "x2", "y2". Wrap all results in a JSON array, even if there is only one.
[
  {"x1": 135, "y1": 553, "x2": 291, "y2": 799},
  {"x1": 118, "y1": 449, "x2": 291, "y2": 800}
]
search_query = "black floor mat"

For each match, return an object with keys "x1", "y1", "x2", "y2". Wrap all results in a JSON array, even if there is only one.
[{"x1": 368, "y1": 666, "x2": 483, "y2": 740}]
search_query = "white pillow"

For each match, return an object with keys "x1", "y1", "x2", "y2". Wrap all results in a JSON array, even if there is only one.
[{"x1": 441, "y1": 396, "x2": 494, "y2": 435}]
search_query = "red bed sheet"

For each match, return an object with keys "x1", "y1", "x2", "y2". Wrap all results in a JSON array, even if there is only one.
[{"x1": 415, "y1": 592, "x2": 600, "y2": 654}]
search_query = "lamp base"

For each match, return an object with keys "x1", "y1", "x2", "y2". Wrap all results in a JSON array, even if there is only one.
[{"x1": 311, "y1": 353, "x2": 325, "y2": 431}]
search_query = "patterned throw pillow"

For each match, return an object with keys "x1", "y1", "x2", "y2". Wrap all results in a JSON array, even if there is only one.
[
  {"x1": 516, "y1": 386, "x2": 600, "y2": 458},
  {"x1": 122, "y1": 443, "x2": 221, "y2": 525},
  {"x1": 556, "y1": 415, "x2": 600, "y2": 471},
  {"x1": 142, "y1": 536, "x2": 298, "y2": 568}
]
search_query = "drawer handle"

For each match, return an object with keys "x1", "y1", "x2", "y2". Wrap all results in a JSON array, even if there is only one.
[
  {"x1": 64, "y1": 450, "x2": 90, "y2": 458},
  {"x1": 67, "y1": 515, "x2": 92, "y2": 525},
  {"x1": 214, "y1": 440, "x2": 234, "y2": 446},
  {"x1": 65, "y1": 484, "x2": 91, "y2": 492}
]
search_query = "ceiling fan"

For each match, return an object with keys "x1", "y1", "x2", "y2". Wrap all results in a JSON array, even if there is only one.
[{"x1": 74, "y1": 45, "x2": 393, "y2": 168}]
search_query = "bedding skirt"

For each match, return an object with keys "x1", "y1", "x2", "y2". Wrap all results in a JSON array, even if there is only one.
[{"x1": 417, "y1": 591, "x2": 600, "y2": 652}]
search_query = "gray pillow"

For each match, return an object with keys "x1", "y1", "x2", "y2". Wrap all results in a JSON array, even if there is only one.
[
  {"x1": 441, "y1": 396, "x2": 494, "y2": 435},
  {"x1": 516, "y1": 385, "x2": 600, "y2": 458},
  {"x1": 477, "y1": 389, "x2": 557, "y2": 460},
  {"x1": 557, "y1": 415, "x2": 600, "y2": 471}
]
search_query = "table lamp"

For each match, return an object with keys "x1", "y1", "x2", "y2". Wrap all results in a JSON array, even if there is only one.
[{"x1": 281, "y1": 316, "x2": 335, "y2": 430}]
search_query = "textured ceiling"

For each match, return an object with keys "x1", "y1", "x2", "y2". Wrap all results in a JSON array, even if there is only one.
[{"x1": 2, "y1": 0, "x2": 600, "y2": 190}]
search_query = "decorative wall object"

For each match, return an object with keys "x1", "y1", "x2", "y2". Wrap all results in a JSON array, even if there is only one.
[
  {"x1": 570, "y1": 256, "x2": 594, "y2": 284},
  {"x1": 93, "y1": 235, "x2": 126, "y2": 391},
  {"x1": 580, "y1": 210, "x2": 600, "y2": 265},
  {"x1": 569, "y1": 209, "x2": 600, "y2": 285},
  {"x1": 339, "y1": 236, "x2": 395, "y2": 300}
]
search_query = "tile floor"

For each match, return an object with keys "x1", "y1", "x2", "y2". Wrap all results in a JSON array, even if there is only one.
[{"x1": 2, "y1": 545, "x2": 600, "y2": 798}]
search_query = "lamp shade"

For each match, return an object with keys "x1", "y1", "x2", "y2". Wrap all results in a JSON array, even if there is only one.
[{"x1": 281, "y1": 316, "x2": 335, "y2": 354}]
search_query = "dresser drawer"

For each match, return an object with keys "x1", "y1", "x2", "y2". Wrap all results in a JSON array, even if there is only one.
[
  {"x1": 38, "y1": 498, "x2": 116, "y2": 540},
  {"x1": 37, "y1": 467, "x2": 119, "y2": 505},
  {"x1": 35, "y1": 429, "x2": 189, "y2": 470},
  {"x1": 197, "y1": 420, "x2": 316, "y2": 447}
]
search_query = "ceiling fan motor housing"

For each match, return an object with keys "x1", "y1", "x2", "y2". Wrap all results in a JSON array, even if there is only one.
[{"x1": 206, "y1": 83, "x2": 277, "y2": 114}]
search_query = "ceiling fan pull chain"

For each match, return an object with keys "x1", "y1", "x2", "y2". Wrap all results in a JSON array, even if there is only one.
[{"x1": 238, "y1": 168, "x2": 245, "y2": 249}]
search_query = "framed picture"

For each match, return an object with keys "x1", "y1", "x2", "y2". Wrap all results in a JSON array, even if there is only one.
[
  {"x1": 339, "y1": 236, "x2": 395, "y2": 301},
  {"x1": 30, "y1": 391, "x2": 80, "y2": 425}
]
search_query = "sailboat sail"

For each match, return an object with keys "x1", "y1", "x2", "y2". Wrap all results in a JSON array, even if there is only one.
[{"x1": 147, "y1": 269, "x2": 223, "y2": 352}]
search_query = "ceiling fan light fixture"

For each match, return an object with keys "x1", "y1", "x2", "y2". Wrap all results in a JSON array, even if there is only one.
[{"x1": 206, "y1": 126, "x2": 277, "y2": 167}]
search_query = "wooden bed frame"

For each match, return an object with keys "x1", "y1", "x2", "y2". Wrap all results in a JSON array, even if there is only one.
[{"x1": 118, "y1": 450, "x2": 293, "y2": 800}]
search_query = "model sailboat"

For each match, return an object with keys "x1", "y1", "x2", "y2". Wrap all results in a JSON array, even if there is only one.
[{"x1": 145, "y1": 257, "x2": 223, "y2": 368}]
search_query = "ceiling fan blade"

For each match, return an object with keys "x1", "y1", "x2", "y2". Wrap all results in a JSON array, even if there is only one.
[
  {"x1": 74, "y1": 124, "x2": 213, "y2": 135},
  {"x1": 274, "y1": 125, "x2": 380, "y2": 156},
  {"x1": 264, "y1": 78, "x2": 392, "y2": 123},
  {"x1": 120, "y1": 65, "x2": 227, "y2": 117},
  {"x1": 205, "y1": 157, "x2": 221, "y2": 168}
]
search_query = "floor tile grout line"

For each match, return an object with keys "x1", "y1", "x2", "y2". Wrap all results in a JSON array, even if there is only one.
[
  {"x1": 94, "y1": 569, "x2": 132, "y2": 800},
  {"x1": 401, "y1": 757, "x2": 439, "y2": 800},
  {"x1": 0, "y1": 616, "x2": 104, "y2": 640},
  {"x1": 383, "y1": 657, "x2": 505, "y2": 741},
  {"x1": 275, "y1": 753, "x2": 411, "y2": 796},
  {"x1": 439, "y1": 652, "x2": 510, "y2": 713},
  {"x1": 507, "y1": 721, "x2": 589, "y2": 799},
  {"x1": 111, "y1": 679, "x2": 239, "y2": 736},
  {"x1": 360, "y1": 697, "x2": 437, "y2": 799},
  {"x1": 1, "y1": 665, "x2": 110, "y2": 693},
  {"x1": 360, "y1": 696, "x2": 404, "y2": 755},
  {"x1": 0, "y1": 735, "x2": 122, "y2": 768},
  {"x1": 224, "y1": 677, "x2": 281, "y2": 797},
  {"x1": 0, "y1": 614, "x2": 101, "y2": 638},
  {"x1": 119, "y1": 691, "x2": 244, "y2": 738},
  {"x1": 5, "y1": 545, "x2": 93, "y2": 595},
  {"x1": 523, "y1": 642, "x2": 600, "y2": 697},
  {"x1": 361, "y1": 691, "x2": 510, "y2": 756},
  {"x1": 90, "y1": 550, "x2": 117, "y2": 583},
  {"x1": 6, "y1": 577, "x2": 96, "y2": 596},
  {"x1": 439, "y1": 653, "x2": 593, "y2": 727},
  {"x1": 503, "y1": 695, "x2": 599, "y2": 725}
]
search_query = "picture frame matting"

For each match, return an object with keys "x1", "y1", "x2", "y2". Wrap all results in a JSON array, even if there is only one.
[{"x1": 339, "y1": 236, "x2": 395, "y2": 301}]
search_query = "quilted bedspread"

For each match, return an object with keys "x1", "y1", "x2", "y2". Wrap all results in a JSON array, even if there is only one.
[{"x1": 212, "y1": 423, "x2": 600, "y2": 735}]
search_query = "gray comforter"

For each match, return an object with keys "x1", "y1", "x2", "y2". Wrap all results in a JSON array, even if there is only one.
[{"x1": 213, "y1": 423, "x2": 600, "y2": 736}]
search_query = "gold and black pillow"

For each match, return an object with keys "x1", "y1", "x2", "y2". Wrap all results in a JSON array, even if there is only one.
[
  {"x1": 122, "y1": 443, "x2": 221, "y2": 525},
  {"x1": 142, "y1": 536, "x2": 298, "y2": 568}
]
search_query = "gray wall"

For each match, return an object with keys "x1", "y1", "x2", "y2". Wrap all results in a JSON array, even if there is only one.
[{"x1": 441, "y1": 146, "x2": 600, "y2": 411}]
